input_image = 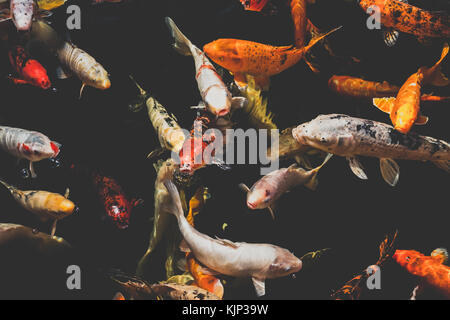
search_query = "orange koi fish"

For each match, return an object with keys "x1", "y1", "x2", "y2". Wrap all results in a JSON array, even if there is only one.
[
  {"x1": 239, "y1": 0, "x2": 270, "y2": 12},
  {"x1": 373, "y1": 43, "x2": 449, "y2": 134},
  {"x1": 290, "y1": 0, "x2": 317, "y2": 48},
  {"x1": 185, "y1": 187, "x2": 224, "y2": 299},
  {"x1": 203, "y1": 26, "x2": 341, "y2": 90},
  {"x1": 393, "y1": 249, "x2": 450, "y2": 299},
  {"x1": 359, "y1": 0, "x2": 450, "y2": 39}
]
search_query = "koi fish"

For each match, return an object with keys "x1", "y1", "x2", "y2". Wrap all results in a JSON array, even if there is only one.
[
  {"x1": 203, "y1": 26, "x2": 341, "y2": 90},
  {"x1": 239, "y1": 154, "x2": 332, "y2": 219},
  {"x1": 10, "y1": 0, "x2": 34, "y2": 31},
  {"x1": 240, "y1": 0, "x2": 270, "y2": 12},
  {"x1": 36, "y1": 0, "x2": 66, "y2": 11},
  {"x1": 164, "y1": 179, "x2": 302, "y2": 297},
  {"x1": 329, "y1": 75, "x2": 400, "y2": 98},
  {"x1": 136, "y1": 159, "x2": 178, "y2": 277},
  {"x1": 8, "y1": 45, "x2": 51, "y2": 90},
  {"x1": 0, "y1": 180, "x2": 76, "y2": 237},
  {"x1": 373, "y1": 43, "x2": 449, "y2": 134},
  {"x1": 185, "y1": 187, "x2": 224, "y2": 299},
  {"x1": 166, "y1": 18, "x2": 247, "y2": 118},
  {"x1": 150, "y1": 283, "x2": 221, "y2": 300},
  {"x1": 0, "y1": 126, "x2": 60, "y2": 178},
  {"x1": 393, "y1": 249, "x2": 450, "y2": 299},
  {"x1": 267, "y1": 127, "x2": 314, "y2": 163},
  {"x1": 359, "y1": 0, "x2": 450, "y2": 45},
  {"x1": 290, "y1": 0, "x2": 317, "y2": 48},
  {"x1": 292, "y1": 114, "x2": 450, "y2": 186},
  {"x1": 128, "y1": 77, "x2": 186, "y2": 158},
  {"x1": 93, "y1": 171, "x2": 142, "y2": 230}
]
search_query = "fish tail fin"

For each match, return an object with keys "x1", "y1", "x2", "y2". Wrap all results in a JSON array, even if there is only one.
[
  {"x1": 301, "y1": 26, "x2": 342, "y2": 55},
  {"x1": 432, "y1": 160, "x2": 450, "y2": 173},
  {"x1": 165, "y1": 17, "x2": 193, "y2": 56},
  {"x1": 423, "y1": 43, "x2": 449, "y2": 86},
  {"x1": 163, "y1": 179, "x2": 184, "y2": 218},
  {"x1": 129, "y1": 75, "x2": 147, "y2": 96},
  {"x1": 373, "y1": 97, "x2": 396, "y2": 114},
  {"x1": 305, "y1": 153, "x2": 333, "y2": 191}
]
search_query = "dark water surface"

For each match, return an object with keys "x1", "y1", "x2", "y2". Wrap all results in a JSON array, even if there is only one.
[{"x1": 0, "y1": 0, "x2": 448, "y2": 299}]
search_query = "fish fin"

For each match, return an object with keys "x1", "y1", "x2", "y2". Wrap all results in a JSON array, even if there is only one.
[
  {"x1": 79, "y1": 83, "x2": 86, "y2": 99},
  {"x1": 9, "y1": 77, "x2": 28, "y2": 85},
  {"x1": 304, "y1": 153, "x2": 333, "y2": 190},
  {"x1": 163, "y1": 180, "x2": 184, "y2": 218},
  {"x1": 132, "y1": 198, "x2": 144, "y2": 208},
  {"x1": 254, "y1": 75, "x2": 270, "y2": 91},
  {"x1": 29, "y1": 162, "x2": 37, "y2": 179},
  {"x1": 231, "y1": 96, "x2": 248, "y2": 111},
  {"x1": 147, "y1": 147, "x2": 165, "y2": 160},
  {"x1": 0, "y1": 9, "x2": 11, "y2": 22},
  {"x1": 302, "y1": 26, "x2": 342, "y2": 55},
  {"x1": 304, "y1": 56, "x2": 321, "y2": 74},
  {"x1": 179, "y1": 239, "x2": 191, "y2": 253},
  {"x1": 36, "y1": 10, "x2": 53, "y2": 20},
  {"x1": 382, "y1": 28, "x2": 399, "y2": 47},
  {"x1": 234, "y1": 72, "x2": 248, "y2": 90},
  {"x1": 373, "y1": 97, "x2": 396, "y2": 114},
  {"x1": 239, "y1": 183, "x2": 250, "y2": 193},
  {"x1": 267, "y1": 206, "x2": 275, "y2": 220},
  {"x1": 64, "y1": 188, "x2": 70, "y2": 199},
  {"x1": 420, "y1": 94, "x2": 450, "y2": 102},
  {"x1": 113, "y1": 292, "x2": 125, "y2": 300},
  {"x1": 50, "y1": 219, "x2": 58, "y2": 237},
  {"x1": 347, "y1": 157, "x2": 368, "y2": 180},
  {"x1": 432, "y1": 160, "x2": 450, "y2": 173},
  {"x1": 215, "y1": 236, "x2": 239, "y2": 249},
  {"x1": 415, "y1": 115, "x2": 429, "y2": 125},
  {"x1": 423, "y1": 43, "x2": 449, "y2": 87},
  {"x1": 252, "y1": 277, "x2": 266, "y2": 297},
  {"x1": 165, "y1": 17, "x2": 192, "y2": 56},
  {"x1": 211, "y1": 157, "x2": 231, "y2": 171},
  {"x1": 379, "y1": 158, "x2": 400, "y2": 187},
  {"x1": 56, "y1": 66, "x2": 72, "y2": 79}
]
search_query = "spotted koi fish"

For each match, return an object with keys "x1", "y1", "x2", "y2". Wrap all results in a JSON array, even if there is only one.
[
  {"x1": 0, "y1": 126, "x2": 60, "y2": 178},
  {"x1": 293, "y1": 114, "x2": 450, "y2": 186},
  {"x1": 0, "y1": 180, "x2": 76, "y2": 237},
  {"x1": 203, "y1": 26, "x2": 341, "y2": 90},
  {"x1": 166, "y1": 18, "x2": 247, "y2": 118},
  {"x1": 393, "y1": 248, "x2": 450, "y2": 299},
  {"x1": 92, "y1": 171, "x2": 142, "y2": 229},
  {"x1": 9, "y1": 45, "x2": 51, "y2": 90},
  {"x1": 373, "y1": 43, "x2": 449, "y2": 134},
  {"x1": 359, "y1": 0, "x2": 450, "y2": 41}
]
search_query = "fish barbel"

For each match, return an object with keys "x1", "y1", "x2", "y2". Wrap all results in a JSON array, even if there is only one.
[
  {"x1": 293, "y1": 114, "x2": 450, "y2": 186},
  {"x1": 164, "y1": 179, "x2": 302, "y2": 297}
]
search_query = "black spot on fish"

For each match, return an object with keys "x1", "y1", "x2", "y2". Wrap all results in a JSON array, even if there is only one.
[
  {"x1": 356, "y1": 121, "x2": 377, "y2": 139},
  {"x1": 388, "y1": 129, "x2": 421, "y2": 150},
  {"x1": 280, "y1": 54, "x2": 287, "y2": 66},
  {"x1": 196, "y1": 293, "x2": 206, "y2": 300}
]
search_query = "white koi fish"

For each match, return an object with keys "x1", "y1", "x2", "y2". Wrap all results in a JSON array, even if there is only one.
[
  {"x1": 165, "y1": 17, "x2": 247, "y2": 118},
  {"x1": 0, "y1": 126, "x2": 61, "y2": 178},
  {"x1": 164, "y1": 179, "x2": 302, "y2": 297},
  {"x1": 292, "y1": 114, "x2": 450, "y2": 186}
]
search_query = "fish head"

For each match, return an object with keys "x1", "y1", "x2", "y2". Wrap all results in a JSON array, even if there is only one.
[
  {"x1": 20, "y1": 134, "x2": 61, "y2": 161},
  {"x1": 178, "y1": 138, "x2": 204, "y2": 175},
  {"x1": 58, "y1": 198, "x2": 77, "y2": 217},
  {"x1": 11, "y1": 0, "x2": 34, "y2": 31},
  {"x1": 204, "y1": 86, "x2": 231, "y2": 117},
  {"x1": 23, "y1": 60, "x2": 51, "y2": 89},
  {"x1": 266, "y1": 247, "x2": 302, "y2": 278},
  {"x1": 247, "y1": 184, "x2": 272, "y2": 210},
  {"x1": 392, "y1": 250, "x2": 424, "y2": 269},
  {"x1": 88, "y1": 65, "x2": 111, "y2": 90},
  {"x1": 292, "y1": 115, "x2": 355, "y2": 154},
  {"x1": 203, "y1": 40, "x2": 244, "y2": 72}
]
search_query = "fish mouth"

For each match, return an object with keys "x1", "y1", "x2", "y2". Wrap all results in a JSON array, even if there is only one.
[
  {"x1": 247, "y1": 202, "x2": 257, "y2": 209},
  {"x1": 216, "y1": 109, "x2": 229, "y2": 117}
]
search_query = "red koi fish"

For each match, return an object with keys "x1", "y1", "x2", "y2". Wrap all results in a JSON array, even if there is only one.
[
  {"x1": 92, "y1": 172, "x2": 142, "y2": 229},
  {"x1": 9, "y1": 45, "x2": 51, "y2": 90},
  {"x1": 393, "y1": 249, "x2": 450, "y2": 299},
  {"x1": 239, "y1": 0, "x2": 270, "y2": 12}
]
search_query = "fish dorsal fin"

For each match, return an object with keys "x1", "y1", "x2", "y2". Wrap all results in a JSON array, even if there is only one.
[
  {"x1": 373, "y1": 97, "x2": 396, "y2": 114},
  {"x1": 347, "y1": 157, "x2": 368, "y2": 180},
  {"x1": 380, "y1": 158, "x2": 400, "y2": 187},
  {"x1": 215, "y1": 236, "x2": 239, "y2": 249},
  {"x1": 423, "y1": 43, "x2": 449, "y2": 86},
  {"x1": 252, "y1": 277, "x2": 266, "y2": 297}
]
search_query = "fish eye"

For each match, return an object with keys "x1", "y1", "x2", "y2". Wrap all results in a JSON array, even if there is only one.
[
  {"x1": 406, "y1": 256, "x2": 410, "y2": 261},
  {"x1": 265, "y1": 190, "x2": 271, "y2": 197}
]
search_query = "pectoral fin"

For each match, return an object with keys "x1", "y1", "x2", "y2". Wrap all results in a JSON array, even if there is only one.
[
  {"x1": 415, "y1": 115, "x2": 429, "y2": 125},
  {"x1": 347, "y1": 157, "x2": 368, "y2": 180},
  {"x1": 56, "y1": 66, "x2": 72, "y2": 80},
  {"x1": 373, "y1": 97, "x2": 396, "y2": 114},
  {"x1": 380, "y1": 158, "x2": 400, "y2": 187},
  {"x1": 29, "y1": 161, "x2": 37, "y2": 179},
  {"x1": 0, "y1": 9, "x2": 11, "y2": 23},
  {"x1": 267, "y1": 206, "x2": 275, "y2": 220},
  {"x1": 382, "y1": 28, "x2": 399, "y2": 47},
  {"x1": 432, "y1": 160, "x2": 450, "y2": 173},
  {"x1": 233, "y1": 72, "x2": 248, "y2": 90},
  {"x1": 252, "y1": 277, "x2": 266, "y2": 297},
  {"x1": 79, "y1": 83, "x2": 86, "y2": 99}
]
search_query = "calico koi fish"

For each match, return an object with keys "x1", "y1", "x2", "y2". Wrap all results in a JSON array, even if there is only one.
[
  {"x1": 373, "y1": 43, "x2": 449, "y2": 134},
  {"x1": 203, "y1": 26, "x2": 341, "y2": 90},
  {"x1": 0, "y1": 126, "x2": 60, "y2": 178},
  {"x1": 9, "y1": 45, "x2": 51, "y2": 90},
  {"x1": 185, "y1": 187, "x2": 224, "y2": 299},
  {"x1": 92, "y1": 171, "x2": 142, "y2": 230},
  {"x1": 359, "y1": 0, "x2": 450, "y2": 40},
  {"x1": 136, "y1": 159, "x2": 178, "y2": 277},
  {"x1": 10, "y1": 0, "x2": 34, "y2": 31},
  {"x1": 393, "y1": 249, "x2": 450, "y2": 299},
  {"x1": 164, "y1": 180, "x2": 302, "y2": 297},
  {"x1": 0, "y1": 180, "x2": 76, "y2": 237},
  {"x1": 292, "y1": 114, "x2": 450, "y2": 186},
  {"x1": 239, "y1": 154, "x2": 332, "y2": 219},
  {"x1": 166, "y1": 18, "x2": 247, "y2": 118}
]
